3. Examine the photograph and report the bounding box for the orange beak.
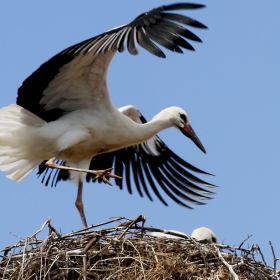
[180,124,206,154]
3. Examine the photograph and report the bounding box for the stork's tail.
[0,104,45,181]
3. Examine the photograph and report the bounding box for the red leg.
[75,179,88,229]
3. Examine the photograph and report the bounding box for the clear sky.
[1,1,280,267]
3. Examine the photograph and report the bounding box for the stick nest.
[0,216,279,280]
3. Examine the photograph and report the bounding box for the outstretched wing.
[37,105,217,209]
[17,3,207,122]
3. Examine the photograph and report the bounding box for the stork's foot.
[45,157,122,185]
[92,167,122,186]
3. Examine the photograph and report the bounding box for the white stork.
[0,3,217,228]
[191,227,217,243]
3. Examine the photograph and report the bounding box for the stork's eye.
[180,113,187,124]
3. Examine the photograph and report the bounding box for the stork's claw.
[92,167,122,186]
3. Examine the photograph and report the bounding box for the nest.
[0,216,279,280]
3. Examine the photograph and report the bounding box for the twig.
[217,247,239,280]
[145,244,158,263]
[217,244,254,253]
[126,239,146,280]
[20,218,52,279]
[83,255,87,280]
[79,216,144,278]
[256,244,267,266]
[238,234,252,250]
[48,222,62,238]
[81,231,106,255]
[91,215,145,259]
[117,215,146,229]
[64,216,125,237]
[269,240,279,277]
[189,235,210,270]
[90,256,149,267]
[44,255,59,277]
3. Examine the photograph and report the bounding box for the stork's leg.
[75,179,88,229]
[45,152,122,185]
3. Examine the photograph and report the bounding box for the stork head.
[191,227,217,243]
[160,106,206,154]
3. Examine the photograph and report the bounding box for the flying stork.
[0,3,217,228]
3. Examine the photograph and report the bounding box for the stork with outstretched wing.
[0,3,217,228]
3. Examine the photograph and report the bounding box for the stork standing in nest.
[0,3,217,228]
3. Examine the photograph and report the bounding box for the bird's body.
[0,3,217,228]
[0,104,201,184]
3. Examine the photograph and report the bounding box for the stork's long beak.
[180,124,206,154]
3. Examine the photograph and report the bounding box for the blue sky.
[1,1,280,267]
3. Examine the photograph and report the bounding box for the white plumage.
[191,227,217,243]
[0,105,44,181]
[0,3,217,228]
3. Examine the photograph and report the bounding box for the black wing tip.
[189,4,206,9]
[194,22,208,29]
[162,3,206,11]
[124,2,207,58]
[203,171,215,176]
[188,4,206,9]
[195,4,206,9]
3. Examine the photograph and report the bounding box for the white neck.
[117,111,174,147]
